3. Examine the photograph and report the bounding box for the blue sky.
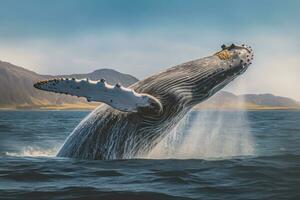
[0,0,299,99]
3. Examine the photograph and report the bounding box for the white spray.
[148,93,255,160]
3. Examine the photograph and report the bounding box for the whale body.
[34,44,254,160]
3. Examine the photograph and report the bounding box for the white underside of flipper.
[34,78,161,112]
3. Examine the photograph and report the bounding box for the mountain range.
[0,60,137,109]
[0,60,299,110]
[196,91,300,110]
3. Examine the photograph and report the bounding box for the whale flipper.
[34,78,162,113]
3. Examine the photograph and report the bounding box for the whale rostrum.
[34,43,254,160]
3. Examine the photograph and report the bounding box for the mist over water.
[1,104,255,160]
[148,108,255,160]
[7,109,255,160]
[148,81,255,160]
[4,109,255,160]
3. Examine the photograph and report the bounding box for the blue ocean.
[0,110,299,200]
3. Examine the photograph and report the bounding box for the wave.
[1,188,192,200]
[5,146,58,157]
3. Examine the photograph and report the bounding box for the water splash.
[148,109,255,160]
[5,146,58,157]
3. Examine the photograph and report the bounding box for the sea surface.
[0,110,299,200]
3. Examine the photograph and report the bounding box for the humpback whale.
[34,44,254,160]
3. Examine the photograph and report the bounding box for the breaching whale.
[34,44,254,160]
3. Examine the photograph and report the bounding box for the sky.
[0,0,299,100]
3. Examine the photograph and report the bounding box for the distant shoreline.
[1,104,299,111]
[193,106,300,111]
[0,103,98,111]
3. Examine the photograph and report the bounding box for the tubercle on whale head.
[186,43,254,106]
[214,43,254,69]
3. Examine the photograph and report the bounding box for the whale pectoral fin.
[34,78,162,113]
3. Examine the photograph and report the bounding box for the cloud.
[0,31,214,76]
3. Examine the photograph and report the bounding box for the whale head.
[185,43,254,106]
[133,43,254,115]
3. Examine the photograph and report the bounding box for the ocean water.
[0,110,299,200]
